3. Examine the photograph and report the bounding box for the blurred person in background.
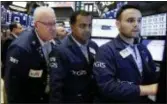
[1,22,23,79]
[56,26,68,41]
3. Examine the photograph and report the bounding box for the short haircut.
[56,21,65,26]
[70,10,92,25]
[9,22,18,32]
[33,6,55,22]
[116,4,141,20]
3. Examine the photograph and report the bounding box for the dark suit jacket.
[4,28,57,103]
[93,35,157,103]
[49,35,98,103]
[1,34,16,79]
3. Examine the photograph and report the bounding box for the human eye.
[138,18,141,23]
[127,18,135,23]
[80,24,86,28]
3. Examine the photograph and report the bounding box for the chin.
[131,33,138,38]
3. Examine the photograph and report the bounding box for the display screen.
[142,40,165,61]
[12,2,27,8]
[92,19,119,38]
[141,13,166,36]
[91,38,111,47]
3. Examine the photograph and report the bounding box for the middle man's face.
[71,15,92,44]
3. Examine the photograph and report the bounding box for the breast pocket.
[115,56,135,81]
[116,56,130,69]
[27,68,46,94]
[28,69,43,78]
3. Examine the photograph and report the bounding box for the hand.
[139,83,158,96]
[149,84,158,95]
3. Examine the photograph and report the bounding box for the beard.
[83,31,91,40]
[119,25,140,38]
[79,32,91,45]
[120,31,140,39]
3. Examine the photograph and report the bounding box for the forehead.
[121,8,142,20]
[38,12,56,22]
[76,15,92,24]
[16,23,22,27]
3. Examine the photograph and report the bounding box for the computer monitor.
[142,40,165,61]
[91,38,111,47]
[92,19,119,38]
[141,13,166,36]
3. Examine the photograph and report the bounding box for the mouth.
[132,30,139,32]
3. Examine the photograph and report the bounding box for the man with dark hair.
[56,26,67,40]
[93,5,158,103]
[56,21,65,27]
[49,10,98,103]
[1,22,23,79]
[9,22,23,34]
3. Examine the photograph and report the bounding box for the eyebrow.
[127,17,141,20]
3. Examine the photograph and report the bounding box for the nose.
[134,20,140,27]
[85,26,91,32]
[48,25,56,31]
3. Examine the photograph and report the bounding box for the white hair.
[33,6,56,22]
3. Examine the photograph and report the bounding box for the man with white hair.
[4,6,57,103]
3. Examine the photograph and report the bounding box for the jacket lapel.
[68,35,89,64]
[137,44,152,74]
[87,45,96,65]
[30,29,47,67]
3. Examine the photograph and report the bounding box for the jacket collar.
[11,33,18,38]
[114,35,127,50]
[30,29,41,49]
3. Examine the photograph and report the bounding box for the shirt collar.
[119,34,134,47]
[11,33,18,38]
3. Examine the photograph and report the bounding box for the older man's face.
[35,12,56,41]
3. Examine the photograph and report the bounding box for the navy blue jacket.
[4,28,58,103]
[1,34,16,79]
[49,35,98,103]
[93,36,157,102]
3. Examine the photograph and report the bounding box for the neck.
[11,32,18,38]
[120,34,134,45]
[11,32,16,35]
[71,34,87,45]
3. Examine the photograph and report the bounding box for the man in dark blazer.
[49,10,98,103]
[4,6,57,103]
[1,22,23,79]
[93,5,158,103]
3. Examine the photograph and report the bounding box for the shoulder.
[3,38,13,45]
[100,40,114,52]
[138,43,149,52]
[10,28,36,52]
[89,40,98,51]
